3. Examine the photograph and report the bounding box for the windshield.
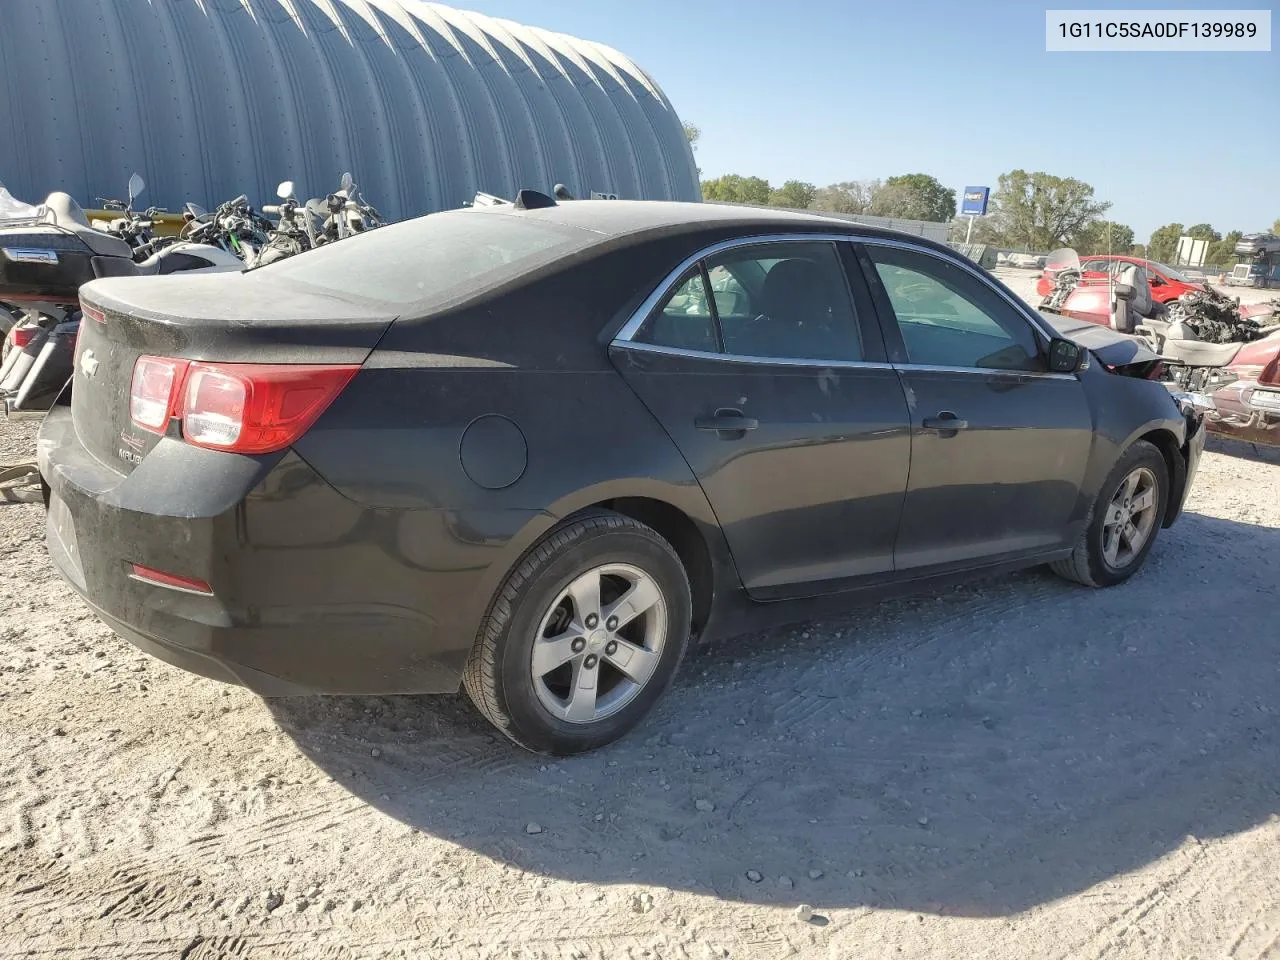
[257,209,591,306]
[1044,248,1081,273]
[1148,261,1192,283]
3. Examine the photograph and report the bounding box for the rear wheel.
[463,511,692,755]
[1051,440,1168,587]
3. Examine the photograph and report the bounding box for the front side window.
[866,245,1045,372]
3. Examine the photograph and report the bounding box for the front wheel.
[1051,440,1169,587]
[463,511,692,755]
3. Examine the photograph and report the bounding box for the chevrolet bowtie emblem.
[79,349,99,379]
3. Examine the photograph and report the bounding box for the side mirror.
[1148,275,1164,286]
[1047,337,1084,373]
[277,180,295,199]
[1113,282,1136,301]
[127,173,145,203]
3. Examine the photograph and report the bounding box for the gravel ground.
[2,311,1279,958]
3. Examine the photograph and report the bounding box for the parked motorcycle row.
[1038,248,1280,447]
[0,172,382,416]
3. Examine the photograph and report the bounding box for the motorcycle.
[0,174,243,415]
[315,172,381,245]
[180,194,274,265]
[253,180,319,268]
[250,173,382,269]
[1038,248,1167,333]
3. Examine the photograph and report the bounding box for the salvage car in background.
[1038,248,1280,447]
[38,199,1204,754]
[1036,255,1205,305]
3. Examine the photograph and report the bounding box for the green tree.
[1185,223,1221,242]
[1273,217,1280,234]
[1131,243,1147,258]
[985,169,1110,250]
[768,179,817,209]
[868,173,956,222]
[683,123,701,175]
[810,180,875,215]
[700,174,771,205]
[1146,223,1184,263]
[1075,220,1135,255]
[1207,230,1243,268]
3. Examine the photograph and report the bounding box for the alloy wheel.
[1102,466,1159,570]
[530,563,668,724]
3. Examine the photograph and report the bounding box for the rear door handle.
[695,408,759,436]
[922,411,969,433]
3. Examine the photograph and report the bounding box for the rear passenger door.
[611,238,913,599]
[857,241,1094,573]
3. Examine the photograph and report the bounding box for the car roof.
[473,198,943,249]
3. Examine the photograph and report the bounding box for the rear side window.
[256,210,587,306]
[635,241,862,363]
[636,270,719,353]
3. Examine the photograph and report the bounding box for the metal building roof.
[0,0,700,220]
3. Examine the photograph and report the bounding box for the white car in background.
[1008,252,1047,269]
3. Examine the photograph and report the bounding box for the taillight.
[11,326,36,348]
[1261,356,1280,387]
[129,356,189,433]
[128,357,356,453]
[181,362,357,454]
[82,304,106,325]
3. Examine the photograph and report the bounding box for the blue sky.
[465,0,1277,241]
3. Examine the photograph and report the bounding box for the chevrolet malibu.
[38,199,1205,754]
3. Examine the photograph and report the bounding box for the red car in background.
[1036,255,1205,304]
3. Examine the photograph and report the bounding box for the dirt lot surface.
[3,334,1280,957]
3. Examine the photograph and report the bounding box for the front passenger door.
[859,242,1094,573]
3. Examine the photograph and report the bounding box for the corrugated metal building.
[0,0,699,219]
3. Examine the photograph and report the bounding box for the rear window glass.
[256,210,589,306]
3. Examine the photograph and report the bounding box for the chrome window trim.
[613,339,895,370]
[610,230,1078,380]
[902,363,1079,381]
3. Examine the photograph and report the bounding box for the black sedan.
[38,198,1205,754]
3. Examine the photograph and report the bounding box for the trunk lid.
[74,271,394,475]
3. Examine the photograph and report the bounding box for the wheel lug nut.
[605,641,618,656]
[571,637,585,653]
[606,616,619,631]
[585,614,599,629]
[584,654,598,669]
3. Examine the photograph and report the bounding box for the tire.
[463,510,692,755]
[1051,440,1169,587]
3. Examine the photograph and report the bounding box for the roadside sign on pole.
[960,186,990,217]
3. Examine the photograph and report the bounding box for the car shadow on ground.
[267,511,1280,917]
[1206,434,1280,464]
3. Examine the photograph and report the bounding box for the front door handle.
[695,408,759,437]
[922,411,969,434]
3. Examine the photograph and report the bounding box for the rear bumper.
[1201,381,1280,447]
[37,405,494,695]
